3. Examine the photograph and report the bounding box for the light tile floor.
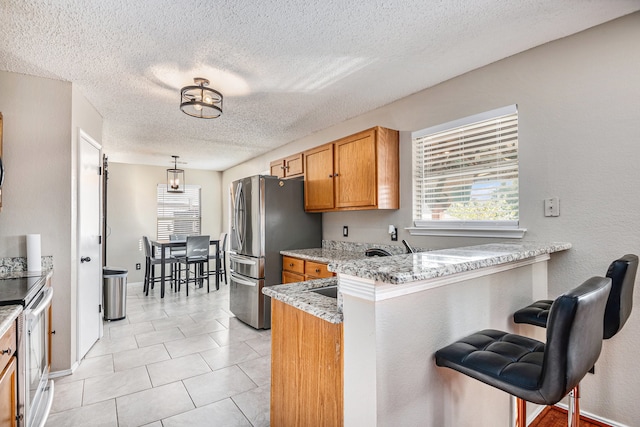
[46,280,271,427]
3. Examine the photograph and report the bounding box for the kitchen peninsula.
[265,242,571,427]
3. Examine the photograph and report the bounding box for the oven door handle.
[26,287,53,321]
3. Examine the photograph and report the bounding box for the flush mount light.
[180,77,223,119]
[167,155,185,193]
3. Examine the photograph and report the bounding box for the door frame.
[76,128,103,361]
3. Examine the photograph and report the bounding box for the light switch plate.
[544,197,560,217]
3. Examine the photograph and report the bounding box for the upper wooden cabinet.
[270,153,304,179]
[304,126,399,212]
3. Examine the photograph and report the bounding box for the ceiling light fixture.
[180,77,223,119]
[167,155,185,193]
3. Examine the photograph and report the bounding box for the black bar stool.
[435,276,611,427]
[513,254,638,425]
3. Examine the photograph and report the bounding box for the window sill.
[406,226,527,239]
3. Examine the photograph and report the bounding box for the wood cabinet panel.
[282,256,305,275]
[304,143,335,211]
[0,322,15,373]
[334,131,377,208]
[270,153,304,179]
[282,270,305,284]
[304,126,398,212]
[271,299,343,427]
[305,261,333,279]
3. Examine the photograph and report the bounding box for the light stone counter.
[263,278,342,324]
[280,248,367,264]
[0,305,22,337]
[330,241,572,285]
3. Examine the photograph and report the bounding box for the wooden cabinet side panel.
[271,299,343,427]
[375,127,400,209]
[334,131,377,208]
[304,144,335,211]
[0,356,17,427]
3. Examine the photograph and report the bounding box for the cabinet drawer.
[0,322,16,371]
[305,261,333,279]
[283,256,305,274]
[282,271,305,284]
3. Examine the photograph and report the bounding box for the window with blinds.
[412,105,520,233]
[157,184,201,240]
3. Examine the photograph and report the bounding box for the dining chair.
[177,235,210,295]
[142,236,177,296]
[208,232,227,288]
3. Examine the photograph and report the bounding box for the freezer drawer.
[229,272,271,329]
[229,253,265,279]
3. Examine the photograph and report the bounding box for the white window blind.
[157,184,201,240]
[412,105,519,230]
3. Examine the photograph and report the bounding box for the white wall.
[222,13,640,425]
[0,71,76,371]
[105,162,222,283]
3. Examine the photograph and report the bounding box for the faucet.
[402,239,416,254]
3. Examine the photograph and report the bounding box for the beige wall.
[105,162,222,283]
[222,13,640,425]
[0,71,87,372]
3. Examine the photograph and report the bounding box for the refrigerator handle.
[233,181,244,249]
[231,274,257,287]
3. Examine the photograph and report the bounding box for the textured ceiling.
[1,1,638,170]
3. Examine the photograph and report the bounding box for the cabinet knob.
[334,173,339,177]
[1,347,11,355]
[289,263,294,267]
[328,175,333,178]
[315,268,320,273]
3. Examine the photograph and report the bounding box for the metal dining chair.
[142,236,177,296]
[208,232,227,288]
[176,235,210,295]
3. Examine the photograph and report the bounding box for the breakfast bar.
[265,241,571,427]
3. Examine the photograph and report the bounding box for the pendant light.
[167,155,185,193]
[180,77,223,119]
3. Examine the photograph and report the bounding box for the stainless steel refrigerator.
[229,175,322,329]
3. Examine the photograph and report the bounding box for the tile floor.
[45,279,271,427]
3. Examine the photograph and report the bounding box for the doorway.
[77,129,103,360]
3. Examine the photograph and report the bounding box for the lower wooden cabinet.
[271,299,343,426]
[0,322,17,427]
[282,255,335,283]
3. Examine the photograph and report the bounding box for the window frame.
[409,105,526,238]
[156,184,202,240]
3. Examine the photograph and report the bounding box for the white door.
[77,130,102,360]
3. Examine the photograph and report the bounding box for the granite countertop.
[263,278,342,324]
[0,305,22,338]
[329,242,572,284]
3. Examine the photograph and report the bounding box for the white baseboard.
[554,403,630,427]
[49,360,80,379]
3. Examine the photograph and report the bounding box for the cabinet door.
[282,270,305,284]
[284,153,304,177]
[304,143,335,211]
[270,160,285,178]
[304,261,334,279]
[0,357,17,427]
[334,130,376,208]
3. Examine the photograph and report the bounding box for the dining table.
[150,237,220,298]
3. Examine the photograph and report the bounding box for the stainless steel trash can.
[103,267,127,321]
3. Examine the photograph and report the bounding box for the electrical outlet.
[343,226,348,237]
[544,197,560,217]
[136,263,141,270]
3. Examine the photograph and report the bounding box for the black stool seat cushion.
[436,329,548,403]
[513,300,553,327]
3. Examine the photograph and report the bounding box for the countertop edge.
[263,278,343,324]
[0,305,22,337]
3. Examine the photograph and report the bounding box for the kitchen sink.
[310,286,338,298]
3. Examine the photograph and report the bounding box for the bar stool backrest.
[603,254,638,339]
[143,236,152,258]
[540,276,611,403]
